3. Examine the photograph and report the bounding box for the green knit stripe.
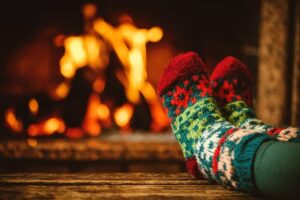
[171,97,221,158]
[221,101,256,127]
[173,97,221,130]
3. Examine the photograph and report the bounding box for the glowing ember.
[114,103,134,128]
[27,138,38,148]
[44,117,65,134]
[96,104,110,120]
[53,81,70,100]
[28,117,66,137]
[28,98,39,115]
[82,93,111,136]
[5,108,23,133]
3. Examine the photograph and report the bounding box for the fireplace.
[0,0,262,138]
[3,0,298,172]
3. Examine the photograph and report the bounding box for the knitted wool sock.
[210,56,300,142]
[158,52,271,192]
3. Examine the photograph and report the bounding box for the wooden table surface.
[0,173,264,199]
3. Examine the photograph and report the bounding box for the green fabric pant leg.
[254,141,300,198]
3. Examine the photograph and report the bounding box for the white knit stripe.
[195,121,233,182]
[240,118,270,132]
[276,127,299,141]
[217,129,261,189]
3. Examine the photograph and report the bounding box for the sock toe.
[211,56,254,106]
[157,51,207,96]
[211,56,253,83]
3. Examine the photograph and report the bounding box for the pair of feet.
[157,52,300,192]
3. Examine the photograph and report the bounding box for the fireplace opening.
[0,0,260,138]
[0,0,262,172]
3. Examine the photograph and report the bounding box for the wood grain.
[0,173,263,200]
[0,134,183,161]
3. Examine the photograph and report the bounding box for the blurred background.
[0,0,299,172]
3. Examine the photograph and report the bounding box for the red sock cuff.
[157,52,207,96]
[210,56,253,83]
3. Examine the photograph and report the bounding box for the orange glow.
[28,124,39,137]
[50,5,169,135]
[60,56,76,78]
[93,15,169,131]
[114,104,134,128]
[54,82,70,100]
[65,128,84,139]
[5,108,23,133]
[59,34,109,79]
[93,78,105,93]
[82,3,97,19]
[54,34,66,47]
[96,104,110,120]
[28,117,66,137]
[44,117,65,134]
[65,37,87,67]
[148,27,163,42]
[27,138,38,148]
[82,93,112,136]
[93,18,164,103]
[28,98,39,115]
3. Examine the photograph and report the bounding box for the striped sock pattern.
[211,56,300,142]
[158,52,271,192]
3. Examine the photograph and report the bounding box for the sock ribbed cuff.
[195,125,272,192]
[223,131,272,192]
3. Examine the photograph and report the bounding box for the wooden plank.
[0,173,209,185]
[0,173,262,200]
[0,134,183,161]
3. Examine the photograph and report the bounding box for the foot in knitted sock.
[158,52,271,192]
[210,56,300,142]
[157,52,207,178]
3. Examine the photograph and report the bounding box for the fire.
[28,117,66,137]
[96,104,110,120]
[93,18,163,103]
[5,108,23,133]
[93,15,169,130]
[59,36,109,80]
[53,81,70,100]
[28,98,39,115]
[82,93,111,136]
[93,78,105,93]
[114,103,134,128]
[44,117,65,134]
[4,3,170,137]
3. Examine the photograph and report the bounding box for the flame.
[28,98,39,115]
[53,81,70,100]
[96,104,110,120]
[94,17,169,130]
[148,27,163,42]
[28,117,65,137]
[82,3,97,20]
[82,93,111,136]
[47,4,169,136]
[44,117,65,134]
[60,56,76,79]
[5,108,23,133]
[59,35,109,80]
[114,103,134,128]
[93,78,105,93]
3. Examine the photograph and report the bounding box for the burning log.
[2,3,170,138]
